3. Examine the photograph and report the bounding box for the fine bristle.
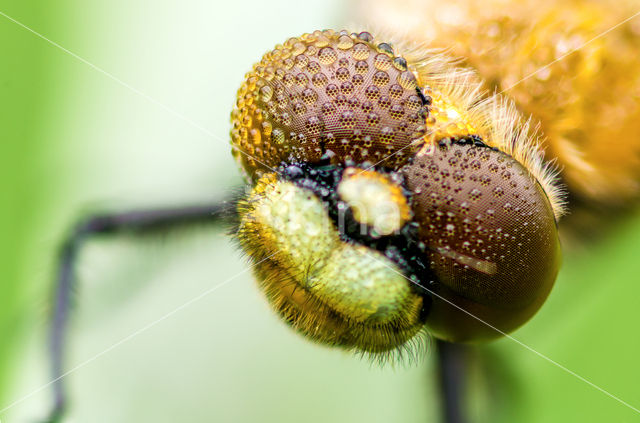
[401,42,567,220]
[358,26,568,219]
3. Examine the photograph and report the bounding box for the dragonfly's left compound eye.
[230,30,563,355]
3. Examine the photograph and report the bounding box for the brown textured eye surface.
[402,141,561,342]
[230,30,429,180]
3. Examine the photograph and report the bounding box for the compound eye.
[230,30,428,179]
[402,140,561,342]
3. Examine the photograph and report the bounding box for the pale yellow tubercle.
[337,168,411,236]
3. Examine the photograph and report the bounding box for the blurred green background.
[1,1,639,422]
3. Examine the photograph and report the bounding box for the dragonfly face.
[230,30,563,353]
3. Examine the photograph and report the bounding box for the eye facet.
[231,30,564,355]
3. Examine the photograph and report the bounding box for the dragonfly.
[5,0,640,422]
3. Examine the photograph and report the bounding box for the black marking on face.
[278,161,438,307]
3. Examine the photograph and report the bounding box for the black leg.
[43,202,233,423]
[436,339,468,423]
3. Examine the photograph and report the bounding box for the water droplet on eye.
[362,101,373,112]
[294,54,309,68]
[374,53,392,70]
[389,104,404,119]
[341,81,354,95]
[275,94,287,107]
[293,101,306,115]
[282,73,295,86]
[301,88,318,104]
[336,67,350,81]
[373,70,390,86]
[334,95,347,106]
[305,45,318,56]
[340,110,356,128]
[451,169,464,182]
[322,102,336,115]
[355,60,369,74]
[377,42,394,55]
[398,71,417,89]
[326,84,339,97]
[365,85,380,99]
[337,34,354,49]
[479,174,491,186]
[291,42,305,55]
[306,116,321,135]
[296,73,309,86]
[259,85,273,102]
[380,126,395,142]
[261,121,272,136]
[318,47,338,65]
[313,34,330,48]
[312,72,328,86]
[352,43,370,61]
[249,128,261,145]
[358,31,373,42]
[366,112,380,126]
[389,84,403,99]
[378,96,391,109]
[271,128,285,144]
[406,95,421,111]
[307,61,321,74]
[393,57,408,71]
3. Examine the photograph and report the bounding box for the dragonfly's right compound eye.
[230,30,564,356]
[403,140,561,343]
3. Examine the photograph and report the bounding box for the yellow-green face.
[236,174,425,353]
[231,30,562,356]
